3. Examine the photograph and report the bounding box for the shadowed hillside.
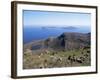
[24,32,90,51]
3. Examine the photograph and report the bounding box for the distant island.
[61,26,77,29]
[23,32,91,69]
[41,26,77,29]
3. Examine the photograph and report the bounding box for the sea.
[23,26,90,44]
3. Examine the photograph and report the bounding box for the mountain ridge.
[24,32,90,52]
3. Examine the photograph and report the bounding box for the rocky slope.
[24,32,90,52]
[23,32,91,69]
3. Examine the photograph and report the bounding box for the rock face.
[24,32,90,51]
[57,32,90,50]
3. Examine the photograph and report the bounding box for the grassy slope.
[23,48,90,69]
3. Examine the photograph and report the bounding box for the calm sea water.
[23,26,90,44]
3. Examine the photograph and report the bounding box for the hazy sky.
[23,10,91,27]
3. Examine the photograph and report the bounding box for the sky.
[23,10,91,27]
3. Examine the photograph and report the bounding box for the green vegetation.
[23,47,90,69]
